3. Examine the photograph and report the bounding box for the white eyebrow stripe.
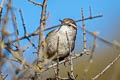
[68,23,77,30]
[69,23,76,26]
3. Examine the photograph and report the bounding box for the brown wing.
[45,29,58,59]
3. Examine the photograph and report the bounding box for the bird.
[43,18,77,64]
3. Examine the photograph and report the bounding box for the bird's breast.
[45,25,77,60]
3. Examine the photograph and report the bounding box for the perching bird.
[43,18,77,64]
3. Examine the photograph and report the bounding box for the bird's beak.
[59,19,63,23]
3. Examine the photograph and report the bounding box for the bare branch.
[37,0,47,63]
[5,46,30,68]
[26,38,37,49]
[81,8,87,54]
[19,9,37,49]
[75,14,103,22]
[19,9,27,35]
[43,53,83,72]
[89,6,92,18]
[11,8,23,56]
[79,26,120,49]
[1,0,11,41]
[28,0,42,6]
[0,72,8,80]
[92,53,120,80]
[0,0,4,11]
[0,0,5,24]
[66,32,76,79]
[56,36,60,80]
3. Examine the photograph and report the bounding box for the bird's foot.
[33,62,44,72]
[82,49,90,55]
[63,57,69,66]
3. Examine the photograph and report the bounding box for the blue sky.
[1,0,120,80]
[10,0,120,38]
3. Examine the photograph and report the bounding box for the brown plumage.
[44,18,77,64]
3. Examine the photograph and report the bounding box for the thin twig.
[26,38,37,49]
[1,0,11,41]
[89,34,97,59]
[0,73,8,80]
[19,9,27,35]
[37,14,103,31]
[92,53,120,80]
[2,74,8,80]
[11,8,23,56]
[66,32,75,79]
[19,9,38,49]
[52,62,58,78]
[0,0,5,24]
[5,46,30,68]
[89,6,92,18]
[75,14,103,23]
[28,0,42,6]
[79,26,120,49]
[81,8,88,54]
[56,36,60,80]
[0,0,4,12]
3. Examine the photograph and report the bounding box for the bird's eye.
[68,24,71,26]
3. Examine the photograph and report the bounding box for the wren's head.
[60,18,77,29]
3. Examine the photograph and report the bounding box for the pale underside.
[45,25,77,62]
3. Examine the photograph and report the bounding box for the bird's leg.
[63,57,69,67]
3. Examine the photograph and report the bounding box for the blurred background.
[0,0,120,80]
